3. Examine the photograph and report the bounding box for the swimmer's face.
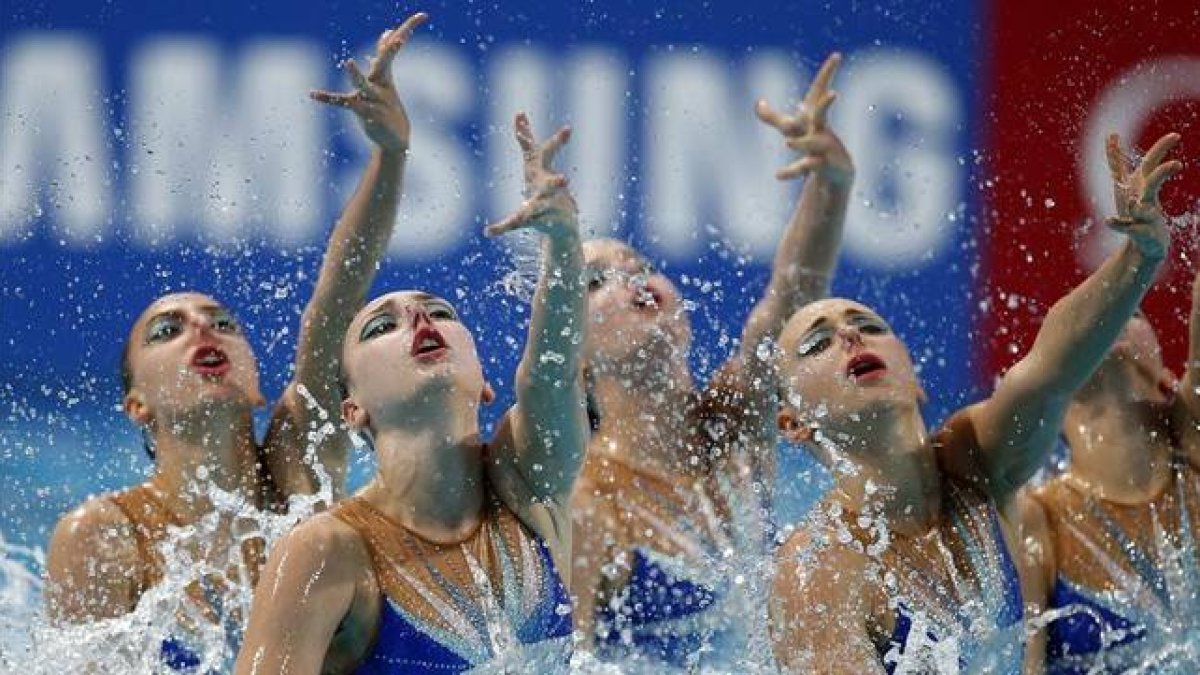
[778,298,922,429]
[340,291,488,429]
[582,239,690,366]
[124,293,264,423]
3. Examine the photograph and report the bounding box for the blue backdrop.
[1,1,987,550]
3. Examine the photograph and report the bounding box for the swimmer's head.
[775,298,925,459]
[581,239,690,368]
[339,290,493,435]
[121,293,265,447]
[1070,309,1175,409]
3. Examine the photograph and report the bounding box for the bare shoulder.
[48,491,139,566]
[273,509,371,574]
[45,491,142,621]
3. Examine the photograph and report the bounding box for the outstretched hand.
[1105,131,1183,261]
[485,113,579,239]
[310,12,429,152]
[756,52,853,187]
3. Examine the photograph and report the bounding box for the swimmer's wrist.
[377,143,411,161]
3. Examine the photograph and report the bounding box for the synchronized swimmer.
[44,13,426,669]
[35,11,1197,675]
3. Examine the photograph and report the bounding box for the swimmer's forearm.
[771,176,850,308]
[747,177,850,347]
[524,230,586,379]
[512,228,588,496]
[296,149,405,392]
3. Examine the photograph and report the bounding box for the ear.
[341,397,370,430]
[123,391,152,426]
[481,382,496,406]
[777,408,813,444]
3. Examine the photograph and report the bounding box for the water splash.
[0,533,43,672]
[6,390,342,673]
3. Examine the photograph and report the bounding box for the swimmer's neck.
[1063,394,1174,504]
[148,406,261,518]
[827,403,942,535]
[363,410,487,543]
[589,356,694,473]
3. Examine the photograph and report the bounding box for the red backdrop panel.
[982,1,1200,381]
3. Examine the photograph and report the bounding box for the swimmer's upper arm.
[235,516,362,675]
[963,353,1069,503]
[45,497,141,623]
[487,410,578,580]
[770,527,886,674]
[260,384,350,502]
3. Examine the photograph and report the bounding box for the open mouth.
[411,326,449,360]
[191,345,231,377]
[846,353,887,381]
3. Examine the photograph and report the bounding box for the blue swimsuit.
[1038,461,1200,673]
[873,481,1025,674]
[579,456,756,670]
[594,547,726,668]
[334,496,573,674]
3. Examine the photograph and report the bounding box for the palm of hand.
[1106,132,1182,261]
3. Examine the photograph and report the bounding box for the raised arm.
[262,14,427,499]
[745,53,853,360]
[956,132,1182,501]
[486,114,587,560]
[699,54,853,482]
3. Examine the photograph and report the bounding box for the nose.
[186,311,218,337]
[836,324,864,348]
[408,305,433,328]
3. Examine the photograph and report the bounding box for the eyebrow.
[145,303,225,323]
[801,308,879,334]
[802,316,830,334]
[360,293,449,321]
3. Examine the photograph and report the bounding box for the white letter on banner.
[644,50,799,261]
[486,46,626,239]
[0,34,111,246]
[129,38,322,246]
[837,49,961,270]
